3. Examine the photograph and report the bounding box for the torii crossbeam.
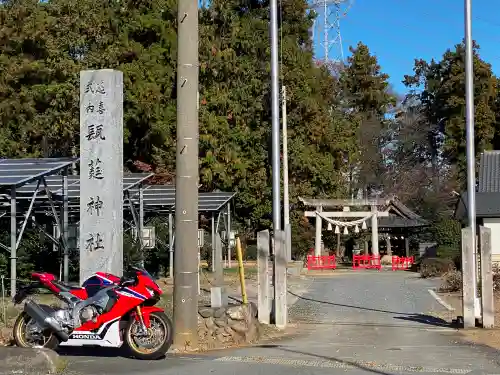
[299,197,391,256]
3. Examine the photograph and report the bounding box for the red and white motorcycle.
[12,267,172,360]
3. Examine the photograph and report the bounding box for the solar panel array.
[0,158,235,213]
[16,173,153,200]
[0,158,75,188]
[128,185,235,212]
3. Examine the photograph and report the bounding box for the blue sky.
[316,0,500,95]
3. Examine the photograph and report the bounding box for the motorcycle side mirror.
[119,276,135,286]
[121,279,135,287]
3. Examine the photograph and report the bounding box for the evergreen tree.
[0,0,178,170]
[404,41,498,184]
[339,42,396,197]
[200,0,356,233]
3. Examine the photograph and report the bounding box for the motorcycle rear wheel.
[13,312,59,349]
[123,311,173,360]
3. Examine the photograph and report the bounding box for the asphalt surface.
[61,271,500,375]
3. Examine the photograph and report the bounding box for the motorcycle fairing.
[59,318,122,347]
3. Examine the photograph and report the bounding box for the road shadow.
[288,291,455,329]
[294,320,452,330]
[257,345,392,375]
[288,290,407,315]
[56,346,123,358]
[55,346,166,360]
[393,314,456,328]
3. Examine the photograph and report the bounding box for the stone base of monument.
[197,303,260,350]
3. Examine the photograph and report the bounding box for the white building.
[455,150,500,264]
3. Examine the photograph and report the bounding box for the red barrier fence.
[307,255,337,270]
[352,255,381,270]
[391,256,414,271]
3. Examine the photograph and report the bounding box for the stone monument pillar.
[79,69,124,282]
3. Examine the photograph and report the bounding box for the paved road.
[62,271,500,375]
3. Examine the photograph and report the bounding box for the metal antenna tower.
[310,0,354,66]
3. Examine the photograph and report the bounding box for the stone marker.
[257,230,270,324]
[211,233,227,307]
[480,226,494,328]
[273,229,287,329]
[461,227,475,328]
[79,69,124,283]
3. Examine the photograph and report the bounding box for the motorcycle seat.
[53,280,84,292]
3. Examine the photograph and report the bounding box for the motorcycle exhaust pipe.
[24,300,70,342]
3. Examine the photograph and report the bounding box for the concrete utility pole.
[270,0,281,231]
[282,86,291,261]
[282,86,289,228]
[173,0,199,349]
[464,0,479,317]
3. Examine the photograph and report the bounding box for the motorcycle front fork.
[135,306,148,334]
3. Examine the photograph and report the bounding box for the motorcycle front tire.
[123,311,173,360]
[13,312,60,350]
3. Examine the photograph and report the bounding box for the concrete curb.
[287,277,314,306]
[0,347,66,374]
[428,289,455,311]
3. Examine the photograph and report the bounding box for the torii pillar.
[314,206,322,256]
[371,204,379,256]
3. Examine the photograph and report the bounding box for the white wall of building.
[482,218,500,262]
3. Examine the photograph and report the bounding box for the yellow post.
[235,237,248,304]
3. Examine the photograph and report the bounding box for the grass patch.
[223,266,257,276]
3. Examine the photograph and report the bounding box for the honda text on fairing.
[12,267,172,360]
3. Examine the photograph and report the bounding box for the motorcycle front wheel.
[13,312,59,349]
[123,311,173,360]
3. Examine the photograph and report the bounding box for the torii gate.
[299,197,391,256]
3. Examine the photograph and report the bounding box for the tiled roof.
[455,191,500,220]
[479,151,500,192]
[454,150,500,219]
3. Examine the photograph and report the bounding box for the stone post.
[211,233,227,307]
[480,226,494,328]
[462,227,475,328]
[273,230,287,329]
[257,230,270,324]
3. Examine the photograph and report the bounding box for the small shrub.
[439,270,462,292]
[493,265,500,292]
[244,244,257,261]
[380,255,392,265]
[200,243,213,270]
[420,257,455,278]
[438,264,500,294]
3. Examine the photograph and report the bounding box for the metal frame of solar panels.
[28,173,155,215]
[0,158,154,294]
[0,157,237,296]
[126,185,236,281]
[0,158,76,296]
